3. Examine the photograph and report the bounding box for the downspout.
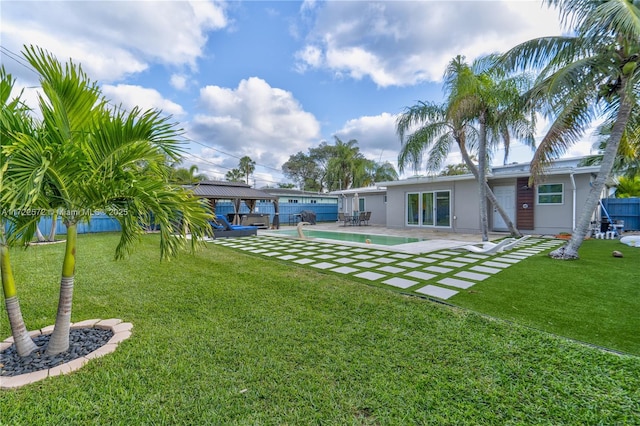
[569,171,577,232]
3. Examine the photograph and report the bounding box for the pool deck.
[261,222,513,254]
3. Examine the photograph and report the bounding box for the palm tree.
[4,46,212,355]
[170,164,208,184]
[501,0,640,259]
[239,156,256,185]
[614,175,640,197]
[580,111,640,178]
[397,56,535,239]
[0,66,39,356]
[326,137,364,191]
[225,168,244,182]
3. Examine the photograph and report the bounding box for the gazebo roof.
[187,181,276,201]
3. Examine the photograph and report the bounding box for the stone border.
[0,318,132,389]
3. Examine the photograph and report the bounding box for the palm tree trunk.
[550,90,632,259]
[35,225,46,242]
[47,213,58,241]
[478,114,489,241]
[46,222,77,355]
[458,140,521,236]
[1,244,38,356]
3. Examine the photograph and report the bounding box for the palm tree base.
[549,245,579,260]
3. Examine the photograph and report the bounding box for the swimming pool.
[268,229,423,246]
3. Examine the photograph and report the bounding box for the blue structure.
[602,198,640,231]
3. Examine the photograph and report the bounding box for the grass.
[1,233,639,424]
[451,238,640,355]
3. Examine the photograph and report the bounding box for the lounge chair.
[210,215,257,238]
[460,238,516,254]
[498,235,531,251]
[460,235,531,254]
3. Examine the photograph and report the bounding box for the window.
[288,199,299,203]
[310,199,317,204]
[407,191,451,227]
[384,195,387,203]
[407,193,419,225]
[537,184,563,204]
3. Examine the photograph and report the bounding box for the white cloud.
[334,113,401,165]
[0,1,228,82]
[170,74,189,91]
[295,1,563,87]
[189,77,321,172]
[102,85,186,117]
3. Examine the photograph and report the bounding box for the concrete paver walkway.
[210,232,564,301]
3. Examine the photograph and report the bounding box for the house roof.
[379,158,601,188]
[330,186,387,196]
[261,188,338,198]
[187,181,276,200]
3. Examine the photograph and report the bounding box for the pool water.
[270,229,423,246]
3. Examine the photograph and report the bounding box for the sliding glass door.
[407,191,450,227]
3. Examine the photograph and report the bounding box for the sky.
[0,0,597,188]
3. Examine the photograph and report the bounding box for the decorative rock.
[1,318,132,389]
[612,250,624,258]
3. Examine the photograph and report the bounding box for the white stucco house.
[377,157,605,235]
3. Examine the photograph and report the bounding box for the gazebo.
[186,181,280,228]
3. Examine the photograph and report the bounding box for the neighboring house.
[331,186,388,226]
[379,158,605,235]
[261,188,339,224]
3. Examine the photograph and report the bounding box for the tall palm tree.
[501,0,640,259]
[0,66,39,356]
[397,56,535,238]
[4,46,212,355]
[326,137,364,191]
[239,156,256,185]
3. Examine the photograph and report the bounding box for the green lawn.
[451,238,640,355]
[1,233,639,424]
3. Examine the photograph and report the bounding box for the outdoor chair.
[338,212,352,226]
[460,238,516,254]
[460,235,531,254]
[358,211,371,226]
[211,215,257,238]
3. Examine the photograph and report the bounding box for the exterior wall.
[385,179,481,233]
[452,181,481,232]
[338,192,387,225]
[530,174,587,234]
[385,171,595,235]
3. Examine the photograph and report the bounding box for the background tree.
[352,159,399,187]
[225,168,244,182]
[326,137,365,191]
[277,182,296,189]
[170,164,208,184]
[239,156,256,185]
[440,161,472,176]
[501,0,640,259]
[282,151,322,191]
[580,112,640,179]
[309,141,336,191]
[614,175,640,198]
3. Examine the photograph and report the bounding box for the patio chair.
[338,212,352,226]
[460,238,516,254]
[358,211,371,226]
[498,235,531,251]
[211,215,257,238]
